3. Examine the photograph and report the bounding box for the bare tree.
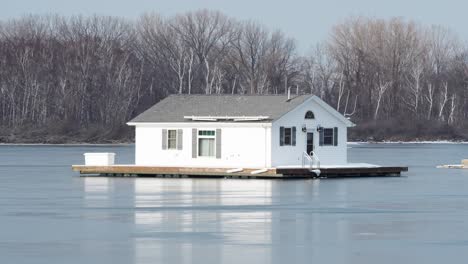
[425,83,435,120]
[374,80,391,120]
[0,13,466,143]
[172,10,236,94]
[438,82,449,121]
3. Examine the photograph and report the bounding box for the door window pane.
[307,133,314,154]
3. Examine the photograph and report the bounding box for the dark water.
[1,144,468,264]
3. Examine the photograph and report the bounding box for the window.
[198,130,216,157]
[284,128,292,145]
[305,111,315,119]
[167,130,177,149]
[320,127,338,146]
[280,126,296,146]
[323,128,334,145]
[198,130,215,136]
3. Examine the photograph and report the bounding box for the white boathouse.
[127,94,355,169]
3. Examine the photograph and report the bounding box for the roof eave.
[127,121,273,126]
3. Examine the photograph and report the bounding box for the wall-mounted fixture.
[316,125,323,132]
[302,125,307,132]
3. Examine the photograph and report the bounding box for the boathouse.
[126,94,355,169]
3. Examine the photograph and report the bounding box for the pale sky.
[2,0,467,53]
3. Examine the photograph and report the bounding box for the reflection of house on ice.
[80,177,407,263]
[127,179,355,263]
[81,175,416,263]
[132,179,274,263]
[83,177,111,207]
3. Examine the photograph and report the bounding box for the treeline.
[0,11,467,143]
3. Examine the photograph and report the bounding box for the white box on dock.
[84,153,115,166]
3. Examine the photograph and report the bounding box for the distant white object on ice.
[437,160,468,169]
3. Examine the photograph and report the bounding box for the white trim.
[197,129,216,158]
[166,129,178,150]
[322,128,335,146]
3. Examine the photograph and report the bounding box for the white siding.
[132,97,350,168]
[135,123,272,168]
[271,98,348,166]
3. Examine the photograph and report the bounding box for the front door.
[306,132,314,156]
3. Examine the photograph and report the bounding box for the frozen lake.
[1,143,468,263]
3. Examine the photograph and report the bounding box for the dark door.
[306,132,314,155]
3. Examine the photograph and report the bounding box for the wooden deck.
[276,167,408,178]
[72,165,408,179]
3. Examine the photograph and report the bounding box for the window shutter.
[192,129,197,158]
[319,129,324,146]
[177,129,183,150]
[279,127,284,146]
[292,127,296,146]
[216,129,222,159]
[162,129,168,150]
[334,127,338,146]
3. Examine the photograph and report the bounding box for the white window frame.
[323,128,334,146]
[167,129,178,150]
[197,130,216,158]
[283,127,292,146]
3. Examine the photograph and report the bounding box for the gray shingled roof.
[129,94,313,123]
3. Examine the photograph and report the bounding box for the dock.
[72,164,408,179]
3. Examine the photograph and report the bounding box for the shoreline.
[348,140,468,144]
[0,143,134,146]
[0,141,467,146]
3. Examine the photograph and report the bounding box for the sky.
[1,0,467,53]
